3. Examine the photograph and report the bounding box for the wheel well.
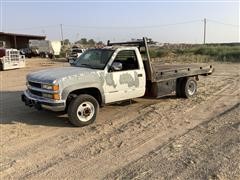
[177,76,198,83]
[66,88,102,110]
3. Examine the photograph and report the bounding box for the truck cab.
[22,46,146,126]
[22,37,213,127]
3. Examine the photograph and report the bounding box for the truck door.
[104,49,146,103]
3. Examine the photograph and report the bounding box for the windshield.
[74,49,114,69]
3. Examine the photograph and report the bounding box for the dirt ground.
[0,58,239,179]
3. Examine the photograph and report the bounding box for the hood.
[27,66,100,84]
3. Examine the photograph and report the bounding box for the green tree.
[63,39,70,45]
[80,38,88,45]
[96,41,104,45]
[88,39,95,45]
[75,38,88,45]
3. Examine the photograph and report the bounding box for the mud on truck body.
[22,37,214,127]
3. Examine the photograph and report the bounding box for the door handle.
[138,74,143,77]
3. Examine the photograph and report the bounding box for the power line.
[207,19,239,27]
[5,19,238,32]
[4,0,240,3]
[4,19,238,43]
[7,25,59,31]
[64,20,201,29]
[5,20,200,32]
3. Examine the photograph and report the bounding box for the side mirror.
[69,59,75,64]
[111,62,122,71]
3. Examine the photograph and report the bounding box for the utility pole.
[42,29,46,36]
[203,18,206,44]
[60,24,64,45]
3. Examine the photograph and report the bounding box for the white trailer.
[29,40,61,58]
[50,41,61,56]
[0,48,25,70]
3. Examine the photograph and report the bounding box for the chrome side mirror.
[111,62,122,71]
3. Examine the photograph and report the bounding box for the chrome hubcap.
[188,81,196,96]
[77,101,95,122]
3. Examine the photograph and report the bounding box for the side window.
[113,50,139,71]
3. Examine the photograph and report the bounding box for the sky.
[0,0,239,43]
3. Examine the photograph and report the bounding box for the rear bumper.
[21,91,65,112]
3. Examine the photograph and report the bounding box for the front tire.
[67,94,99,127]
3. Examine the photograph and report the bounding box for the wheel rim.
[76,101,95,122]
[187,80,196,96]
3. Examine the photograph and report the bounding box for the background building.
[0,32,46,49]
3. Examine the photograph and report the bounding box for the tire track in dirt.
[1,100,158,178]
[104,103,240,180]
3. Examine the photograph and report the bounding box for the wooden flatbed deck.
[151,63,214,82]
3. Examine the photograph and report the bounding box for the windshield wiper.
[77,63,101,69]
[79,63,93,68]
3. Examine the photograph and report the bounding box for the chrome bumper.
[21,90,65,112]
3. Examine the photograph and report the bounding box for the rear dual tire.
[176,77,197,98]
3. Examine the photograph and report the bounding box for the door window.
[112,50,139,71]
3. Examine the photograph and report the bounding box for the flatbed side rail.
[153,65,214,82]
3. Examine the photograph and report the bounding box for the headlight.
[42,84,52,90]
[42,84,59,91]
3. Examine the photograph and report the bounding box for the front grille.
[28,81,41,88]
[29,89,42,97]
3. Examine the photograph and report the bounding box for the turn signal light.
[52,85,59,91]
[53,94,60,100]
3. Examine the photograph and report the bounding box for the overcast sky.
[1,0,239,43]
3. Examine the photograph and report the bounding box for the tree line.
[63,38,104,46]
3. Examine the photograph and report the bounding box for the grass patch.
[149,44,240,63]
[192,46,240,62]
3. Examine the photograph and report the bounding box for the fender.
[61,82,106,104]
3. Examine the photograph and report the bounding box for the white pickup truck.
[22,37,214,127]
[67,47,85,62]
